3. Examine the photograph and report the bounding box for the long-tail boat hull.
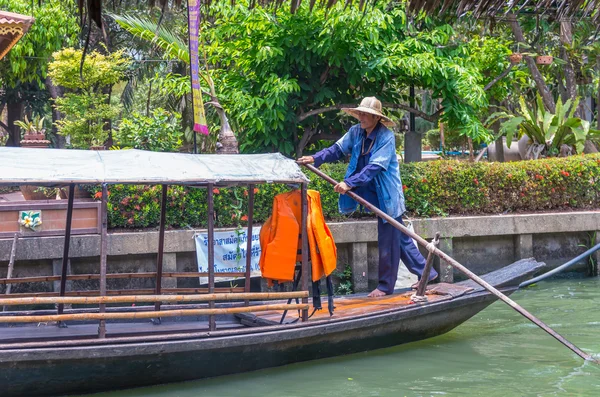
[0,258,544,397]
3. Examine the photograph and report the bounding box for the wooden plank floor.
[254,283,473,324]
[0,284,473,344]
[0,321,244,344]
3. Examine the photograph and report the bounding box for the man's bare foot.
[367,288,386,298]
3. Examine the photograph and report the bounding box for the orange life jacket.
[259,189,337,285]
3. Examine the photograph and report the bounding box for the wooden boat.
[0,258,544,397]
[0,148,551,396]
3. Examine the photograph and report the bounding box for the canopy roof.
[0,10,34,60]
[0,148,309,186]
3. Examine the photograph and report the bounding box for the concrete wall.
[1,211,598,294]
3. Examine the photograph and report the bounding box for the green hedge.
[93,154,600,229]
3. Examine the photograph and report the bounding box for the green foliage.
[333,264,354,295]
[204,3,494,153]
[14,115,46,136]
[48,48,131,90]
[48,48,131,148]
[90,154,600,229]
[486,94,600,157]
[117,109,183,152]
[425,128,468,151]
[465,36,513,102]
[111,14,190,64]
[0,0,79,88]
[53,92,120,148]
[112,2,502,155]
[401,154,600,216]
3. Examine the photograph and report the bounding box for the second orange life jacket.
[259,189,337,285]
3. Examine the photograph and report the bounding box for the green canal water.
[83,276,600,397]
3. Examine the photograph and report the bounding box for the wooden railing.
[0,292,309,324]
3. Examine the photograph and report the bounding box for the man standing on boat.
[297,97,437,297]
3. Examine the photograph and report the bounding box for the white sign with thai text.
[194,227,262,278]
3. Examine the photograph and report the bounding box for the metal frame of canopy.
[0,148,311,334]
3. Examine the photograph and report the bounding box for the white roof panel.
[0,148,309,185]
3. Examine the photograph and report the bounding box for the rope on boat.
[410,294,428,303]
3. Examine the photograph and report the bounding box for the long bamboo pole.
[0,287,248,299]
[0,304,308,323]
[0,272,248,285]
[0,291,308,306]
[304,164,598,364]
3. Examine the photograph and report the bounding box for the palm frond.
[110,13,190,64]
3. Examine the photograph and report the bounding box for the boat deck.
[0,283,472,346]
[0,320,245,345]
[239,282,473,325]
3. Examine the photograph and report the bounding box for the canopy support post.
[244,184,255,306]
[98,184,108,338]
[300,183,309,322]
[153,185,168,321]
[57,184,75,324]
[207,183,216,331]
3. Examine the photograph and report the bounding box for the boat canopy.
[0,147,310,186]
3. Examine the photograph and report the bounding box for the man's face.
[357,111,381,132]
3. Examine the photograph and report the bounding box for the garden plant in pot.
[15,115,50,148]
[15,115,55,200]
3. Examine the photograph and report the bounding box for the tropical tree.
[114,2,504,156]
[111,13,239,154]
[0,0,79,146]
[48,48,131,148]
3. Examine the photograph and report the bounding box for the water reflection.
[80,277,600,397]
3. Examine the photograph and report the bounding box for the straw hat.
[341,97,396,127]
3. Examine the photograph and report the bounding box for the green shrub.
[116,109,183,152]
[91,154,600,229]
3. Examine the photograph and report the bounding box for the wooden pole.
[304,164,598,364]
[244,184,255,306]
[0,271,248,284]
[207,183,216,330]
[0,287,250,299]
[300,183,309,322]
[99,184,108,338]
[58,184,75,318]
[0,291,308,306]
[2,233,19,312]
[154,185,168,313]
[0,304,308,323]
[415,232,439,297]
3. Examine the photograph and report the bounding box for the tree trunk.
[597,55,600,130]
[45,76,66,148]
[296,127,315,157]
[6,101,24,147]
[467,137,474,162]
[560,20,585,118]
[508,14,556,112]
[490,99,504,162]
[211,99,238,154]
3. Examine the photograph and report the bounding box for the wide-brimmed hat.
[341,97,396,127]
